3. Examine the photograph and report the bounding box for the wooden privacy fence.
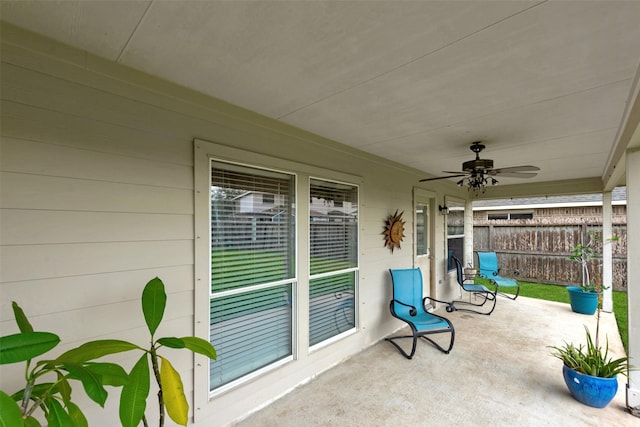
[473,223,627,291]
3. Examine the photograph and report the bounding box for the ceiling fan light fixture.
[418,141,539,196]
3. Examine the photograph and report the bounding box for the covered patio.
[2,2,640,426]
[237,296,631,426]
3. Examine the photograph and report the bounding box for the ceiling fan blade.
[419,174,467,182]
[493,172,538,178]
[490,165,540,174]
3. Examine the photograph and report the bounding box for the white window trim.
[308,176,361,350]
[193,139,362,418]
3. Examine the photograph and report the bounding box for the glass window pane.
[309,272,355,346]
[211,161,295,293]
[210,284,292,390]
[309,179,358,345]
[447,202,465,271]
[309,179,358,275]
[209,160,295,392]
[416,203,428,256]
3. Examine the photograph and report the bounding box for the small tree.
[567,230,618,349]
[568,230,617,292]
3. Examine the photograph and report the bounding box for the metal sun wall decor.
[382,209,405,253]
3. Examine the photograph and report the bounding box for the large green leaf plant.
[0,277,216,427]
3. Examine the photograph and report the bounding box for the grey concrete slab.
[234,297,635,426]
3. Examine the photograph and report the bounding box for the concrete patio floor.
[234,296,635,427]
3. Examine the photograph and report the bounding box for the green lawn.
[476,278,629,353]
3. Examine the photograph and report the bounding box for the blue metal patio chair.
[476,251,520,300]
[448,256,497,315]
[386,268,455,359]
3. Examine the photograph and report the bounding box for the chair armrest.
[423,296,452,306]
[391,299,417,316]
[498,267,520,277]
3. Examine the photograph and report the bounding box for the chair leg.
[497,284,520,300]
[385,335,418,359]
[420,329,455,354]
[386,326,454,358]
[450,291,497,315]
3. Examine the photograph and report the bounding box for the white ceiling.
[3,0,640,194]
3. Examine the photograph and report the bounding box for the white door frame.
[413,188,437,299]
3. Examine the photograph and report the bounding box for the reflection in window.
[446,201,464,271]
[309,179,358,346]
[209,161,295,391]
[416,203,428,256]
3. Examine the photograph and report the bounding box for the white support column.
[602,191,613,313]
[464,199,474,266]
[627,148,640,410]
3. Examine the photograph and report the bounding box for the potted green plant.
[551,229,630,408]
[550,259,629,408]
[566,230,616,314]
[0,277,216,427]
[550,324,628,408]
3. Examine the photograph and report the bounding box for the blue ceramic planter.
[562,365,618,408]
[566,286,598,315]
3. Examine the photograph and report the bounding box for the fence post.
[488,224,494,251]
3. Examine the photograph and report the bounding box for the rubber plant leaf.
[142,277,166,336]
[66,401,89,427]
[23,416,42,427]
[62,362,108,407]
[85,362,130,387]
[46,398,73,427]
[0,390,23,427]
[0,332,60,364]
[57,372,72,404]
[119,354,150,427]
[57,340,140,363]
[160,356,189,426]
[12,301,34,333]
[158,337,185,349]
[180,337,217,360]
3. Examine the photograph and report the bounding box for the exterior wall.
[0,26,467,426]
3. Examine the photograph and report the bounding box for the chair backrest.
[452,256,465,286]
[389,268,425,317]
[477,251,499,277]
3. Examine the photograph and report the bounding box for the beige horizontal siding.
[1,210,192,245]
[2,137,193,188]
[1,25,463,427]
[1,240,193,283]
[1,100,194,165]
[2,172,193,213]
[0,266,193,321]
